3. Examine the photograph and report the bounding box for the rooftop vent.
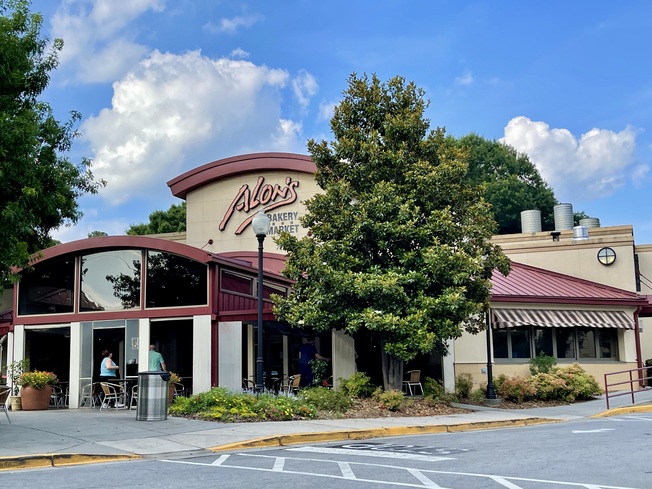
[520,209,542,233]
[554,203,574,231]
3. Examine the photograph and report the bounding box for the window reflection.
[18,257,75,315]
[82,250,141,311]
[145,251,207,308]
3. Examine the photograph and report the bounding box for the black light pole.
[485,309,496,400]
[252,209,271,394]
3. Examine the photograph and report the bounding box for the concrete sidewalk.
[1,389,651,471]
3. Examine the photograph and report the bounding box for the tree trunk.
[380,342,404,391]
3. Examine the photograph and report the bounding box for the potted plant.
[2,359,29,411]
[168,372,182,402]
[18,371,59,410]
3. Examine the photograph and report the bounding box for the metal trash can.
[136,371,170,421]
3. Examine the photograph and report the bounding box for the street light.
[485,309,497,401]
[252,209,271,394]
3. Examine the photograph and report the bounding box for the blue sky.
[29,1,652,243]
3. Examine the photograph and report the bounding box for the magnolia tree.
[274,74,510,390]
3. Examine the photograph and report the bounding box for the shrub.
[18,370,59,390]
[168,387,317,421]
[424,377,445,399]
[455,373,474,399]
[496,376,536,403]
[299,387,353,412]
[553,363,602,401]
[309,359,329,386]
[470,386,486,403]
[494,373,508,392]
[530,372,568,400]
[339,372,375,398]
[374,389,404,411]
[529,353,557,375]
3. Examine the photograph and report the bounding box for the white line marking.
[337,462,355,479]
[572,429,615,433]
[287,446,452,462]
[272,457,285,471]
[211,454,229,466]
[162,454,642,489]
[407,468,445,488]
[490,475,525,488]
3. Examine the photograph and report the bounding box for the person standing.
[99,350,119,382]
[148,344,167,371]
[298,336,329,387]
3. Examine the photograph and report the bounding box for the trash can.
[136,371,170,421]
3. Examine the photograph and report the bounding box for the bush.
[455,373,474,399]
[553,363,602,401]
[339,372,375,398]
[423,377,445,399]
[373,389,404,411]
[299,387,353,412]
[529,353,557,375]
[496,376,536,403]
[494,373,508,392]
[530,372,568,400]
[168,387,317,421]
[470,386,486,403]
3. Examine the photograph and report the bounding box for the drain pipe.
[635,307,644,388]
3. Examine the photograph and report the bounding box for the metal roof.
[490,261,645,305]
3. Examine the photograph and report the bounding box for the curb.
[211,417,564,452]
[591,404,652,418]
[0,453,141,472]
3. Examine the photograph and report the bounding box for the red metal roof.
[491,261,645,306]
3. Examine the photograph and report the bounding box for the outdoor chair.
[0,386,10,423]
[50,385,66,408]
[403,370,424,396]
[79,383,101,408]
[280,374,301,395]
[129,384,138,410]
[173,382,185,399]
[242,378,255,392]
[99,382,127,411]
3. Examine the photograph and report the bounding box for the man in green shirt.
[148,344,167,371]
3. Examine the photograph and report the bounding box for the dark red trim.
[219,251,288,275]
[167,152,316,199]
[490,296,646,306]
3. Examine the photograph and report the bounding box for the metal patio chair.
[403,370,424,396]
[0,386,10,423]
[99,382,127,411]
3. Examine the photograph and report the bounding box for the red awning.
[492,309,634,330]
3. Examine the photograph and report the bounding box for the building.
[2,152,651,405]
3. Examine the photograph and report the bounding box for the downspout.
[634,307,644,388]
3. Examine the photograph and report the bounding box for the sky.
[26,0,652,244]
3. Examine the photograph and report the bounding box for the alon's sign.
[219,176,302,235]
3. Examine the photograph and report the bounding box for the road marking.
[407,468,445,488]
[572,429,615,433]
[287,446,453,462]
[162,454,643,489]
[211,454,229,466]
[272,457,285,471]
[338,462,355,479]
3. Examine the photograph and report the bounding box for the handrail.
[604,366,652,409]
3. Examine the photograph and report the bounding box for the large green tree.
[0,0,104,281]
[126,201,186,235]
[451,134,558,234]
[274,74,510,389]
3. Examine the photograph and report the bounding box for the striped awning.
[492,309,635,330]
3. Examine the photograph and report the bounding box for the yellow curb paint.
[209,417,562,452]
[0,453,140,471]
[591,404,652,418]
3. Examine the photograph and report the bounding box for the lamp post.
[252,209,271,394]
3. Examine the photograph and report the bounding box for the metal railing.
[604,366,652,410]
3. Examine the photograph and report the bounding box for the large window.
[81,250,141,312]
[493,326,619,361]
[145,251,208,308]
[18,257,75,315]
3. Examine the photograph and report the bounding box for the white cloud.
[229,48,250,59]
[51,0,165,83]
[501,116,643,201]
[455,70,474,86]
[204,14,262,34]
[291,70,319,109]
[80,50,302,205]
[318,100,337,122]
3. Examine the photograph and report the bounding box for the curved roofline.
[29,236,216,265]
[167,152,317,199]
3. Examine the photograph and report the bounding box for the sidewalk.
[1,389,651,471]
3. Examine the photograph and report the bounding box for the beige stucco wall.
[492,225,637,292]
[185,170,321,255]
